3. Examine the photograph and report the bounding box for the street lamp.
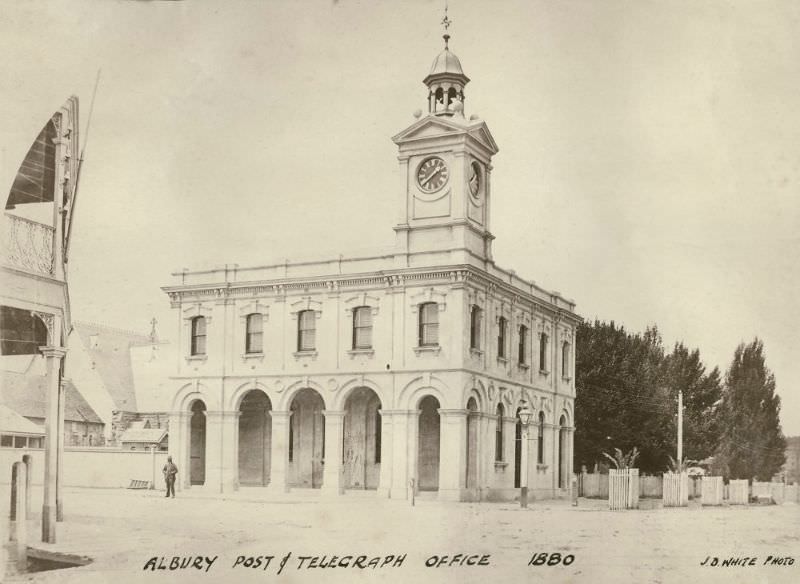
[518,400,534,508]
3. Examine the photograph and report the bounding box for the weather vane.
[441,0,452,48]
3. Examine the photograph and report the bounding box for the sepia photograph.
[1,1,798,583]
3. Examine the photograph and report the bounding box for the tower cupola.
[424,34,470,117]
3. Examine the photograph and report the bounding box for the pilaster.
[438,408,467,501]
[168,411,190,490]
[321,411,345,496]
[203,411,225,493]
[386,410,418,499]
[219,411,240,493]
[267,411,291,493]
[376,410,394,498]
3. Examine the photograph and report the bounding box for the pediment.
[392,117,466,144]
[392,116,499,155]
[467,124,499,154]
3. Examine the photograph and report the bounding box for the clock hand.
[421,170,440,187]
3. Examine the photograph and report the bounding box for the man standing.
[163,456,178,498]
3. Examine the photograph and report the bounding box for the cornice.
[163,264,580,321]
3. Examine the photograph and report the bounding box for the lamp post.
[518,400,533,508]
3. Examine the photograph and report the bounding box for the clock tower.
[392,33,499,269]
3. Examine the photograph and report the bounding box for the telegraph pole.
[677,390,683,466]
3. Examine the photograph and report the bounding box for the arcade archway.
[288,388,325,488]
[189,400,206,485]
[238,390,272,486]
[417,395,441,491]
[343,387,382,490]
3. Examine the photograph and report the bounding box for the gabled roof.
[0,404,44,435]
[119,427,167,444]
[0,370,103,424]
[73,322,152,411]
[392,115,499,155]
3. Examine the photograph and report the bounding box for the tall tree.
[575,321,672,473]
[715,339,786,480]
[663,343,723,463]
[576,321,724,474]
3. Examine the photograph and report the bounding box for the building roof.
[119,427,167,444]
[428,47,466,78]
[0,370,103,424]
[73,321,153,411]
[0,404,44,435]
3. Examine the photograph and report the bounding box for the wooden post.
[22,455,32,518]
[15,462,27,571]
[40,343,66,543]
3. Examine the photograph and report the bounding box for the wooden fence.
[728,479,749,504]
[701,476,724,505]
[662,472,689,507]
[609,468,639,510]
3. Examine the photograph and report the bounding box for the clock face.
[469,161,481,197]
[417,157,449,193]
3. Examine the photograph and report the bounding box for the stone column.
[321,411,345,496]
[438,409,467,502]
[40,345,65,544]
[203,411,224,493]
[56,377,67,521]
[267,411,291,494]
[220,411,239,493]
[376,410,393,498]
[387,410,417,499]
[502,416,516,492]
[530,423,540,494]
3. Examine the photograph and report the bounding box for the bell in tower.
[424,34,470,117]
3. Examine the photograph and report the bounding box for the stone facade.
[163,36,580,501]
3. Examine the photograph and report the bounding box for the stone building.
[163,34,580,501]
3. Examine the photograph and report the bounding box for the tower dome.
[423,34,470,117]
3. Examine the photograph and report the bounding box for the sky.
[1,0,798,435]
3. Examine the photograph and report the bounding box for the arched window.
[495,403,505,461]
[245,314,263,354]
[539,332,549,372]
[418,302,439,347]
[435,87,444,111]
[518,325,528,365]
[190,316,206,356]
[297,310,316,351]
[562,341,570,378]
[497,316,507,359]
[352,306,373,350]
[469,305,481,350]
[537,411,545,464]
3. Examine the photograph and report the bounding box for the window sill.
[414,345,441,355]
[293,350,318,360]
[241,352,265,361]
[539,369,550,377]
[186,355,207,362]
[518,362,530,370]
[469,347,483,357]
[497,356,508,365]
[347,348,374,359]
[494,461,509,469]
[537,464,549,472]
[562,376,572,382]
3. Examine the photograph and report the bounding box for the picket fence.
[701,476,724,505]
[662,472,689,507]
[728,479,749,504]
[609,468,639,510]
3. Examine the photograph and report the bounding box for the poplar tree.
[715,339,786,480]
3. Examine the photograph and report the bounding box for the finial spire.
[441,0,452,48]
